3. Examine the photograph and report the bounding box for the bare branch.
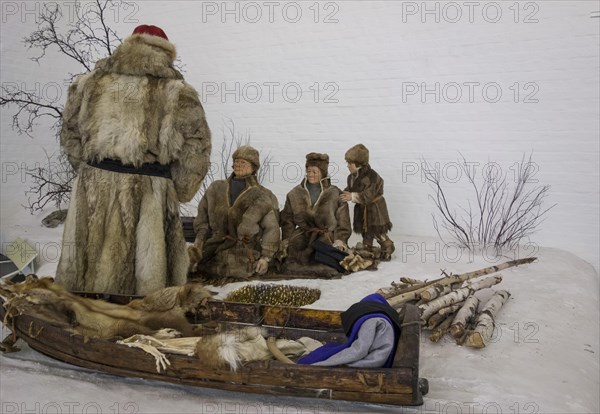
[24,152,76,213]
[3,0,124,213]
[424,153,555,252]
[180,118,277,216]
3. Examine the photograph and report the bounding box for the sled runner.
[0,286,428,407]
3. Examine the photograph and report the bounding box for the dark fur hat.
[233,145,260,172]
[345,144,369,166]
[305,152,329,179]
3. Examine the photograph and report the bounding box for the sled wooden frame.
[0,294,428,407]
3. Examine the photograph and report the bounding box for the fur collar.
[301,177,331,190]
[228,173,259,187]
[95,34,181,79]
[353,164,371,178]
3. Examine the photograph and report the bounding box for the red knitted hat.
[132,25,168,40]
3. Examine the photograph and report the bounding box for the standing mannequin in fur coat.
[280,153,351,266]
[340,144,395,261]
[190,145,280,281]
[55,25,212,295]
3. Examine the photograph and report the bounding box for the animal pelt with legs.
[0,276,213,339]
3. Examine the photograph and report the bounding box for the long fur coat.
[345,164,392,238]
[280,178,351,264]
[193,174,280,279]
[55,34,211,295]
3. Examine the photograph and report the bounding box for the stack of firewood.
[377,258,535,348]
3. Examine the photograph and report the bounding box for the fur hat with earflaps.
[345,144,369,167]
[305,152,330,179]
[233,145,260,173]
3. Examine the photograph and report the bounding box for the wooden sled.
[0,292,428,407]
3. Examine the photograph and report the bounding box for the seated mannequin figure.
[279,153,351,275]
[190,146,280,282]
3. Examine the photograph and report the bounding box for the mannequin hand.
[255,257,270,275]
[280,239,289,252]
[332,240,348,252]
[339,192,352,202]
[188,245,203,273]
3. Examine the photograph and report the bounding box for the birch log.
[419,287,472,322]
[464,275,503,291]
[455,321,474,346]
[450,295,480,339]
[426,312,447,329]
[419,274,502,323]
[426,302,463,328]
[438,302,465,316]
[420,284,452,302]
[465,290,511,348]
[429,313,455,343]
[387,257,534,308]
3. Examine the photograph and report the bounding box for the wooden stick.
[378,281,427,299]
[400,277,425,285]
[387,257,533,307]
[465,290,511,348]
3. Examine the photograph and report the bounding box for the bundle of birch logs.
[377,257,536,348]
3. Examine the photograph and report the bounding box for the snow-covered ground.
[1,209,598,414]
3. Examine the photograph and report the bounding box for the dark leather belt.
[87,158,172,179]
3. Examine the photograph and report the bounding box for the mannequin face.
[233,158,254,177]
[347,161,359,174]
[306,166,322,184]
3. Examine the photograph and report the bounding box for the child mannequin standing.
[340,144,395,260]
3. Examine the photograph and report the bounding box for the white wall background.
[1,0,598,271]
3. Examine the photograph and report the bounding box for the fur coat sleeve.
[60,77,86,170]
[170,83,212,203]
[346,167,384,205]
[193,182,213,248]
[257,209,280,259]
[280,196,297,241]
[333,196,352,243]
[235,188,280,260]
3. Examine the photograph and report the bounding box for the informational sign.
[3,238,37,276]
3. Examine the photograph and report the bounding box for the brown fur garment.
[344,164,392,237]
[1,277,213,339]
[192,174,280,280]
[280,178,351,265]
[55,33,211,295]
